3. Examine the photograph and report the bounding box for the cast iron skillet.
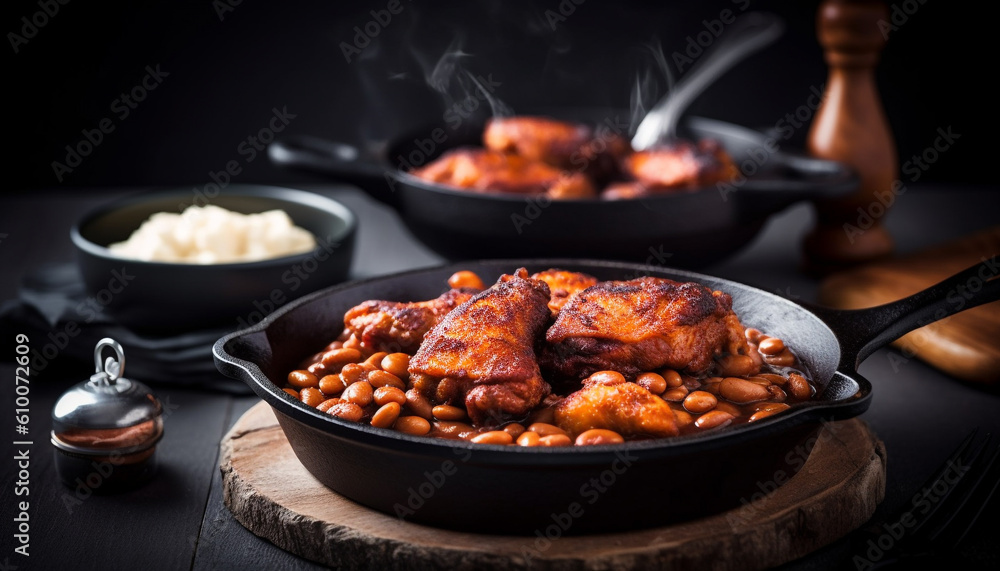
[268,111,858,266]
[213,259,1000,535]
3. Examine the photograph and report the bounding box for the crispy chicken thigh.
[343,288,480,353]
[484,116,631,182]
[408,269,552,424]
[530,269,599,316]
[410,148,596,199]
[603,139,738,199]
[541,277,751,379]
[554,375,679,438]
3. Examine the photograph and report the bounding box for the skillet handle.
[268,136,398,205]
[813,257,1000,371]
[734,153,860,218]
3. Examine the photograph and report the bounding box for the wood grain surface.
[220,402,886,571]
[819,226,1000,383]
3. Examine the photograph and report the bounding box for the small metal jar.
[51,338,164,492]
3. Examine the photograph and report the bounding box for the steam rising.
[629,39,675,136]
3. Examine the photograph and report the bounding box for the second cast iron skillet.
[213,258,999,535]
[268,111,858,266]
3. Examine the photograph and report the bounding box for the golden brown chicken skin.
[554,374,679,438]
[408,269,552,425]
[604,139,739,199]
[410,148,596,199]
[343,288,480,354]
[484,116,631,182]
[540,277,751,380]
[530,269,599,316]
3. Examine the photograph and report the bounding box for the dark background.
[4,0,997,192]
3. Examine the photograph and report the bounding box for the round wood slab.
[221,402,886,570]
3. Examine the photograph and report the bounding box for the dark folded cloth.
[0,263,252,394]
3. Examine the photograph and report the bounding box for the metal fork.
[843,429,1000,570]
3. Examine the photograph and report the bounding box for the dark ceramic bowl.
[71,184,357,333]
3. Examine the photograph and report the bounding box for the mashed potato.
[108,205,316,263]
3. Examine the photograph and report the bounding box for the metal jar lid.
[51,338,164,456]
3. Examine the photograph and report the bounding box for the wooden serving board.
[220,402,886,570]
[819,226,1000,384]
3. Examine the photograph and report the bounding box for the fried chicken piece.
[343,287,480,353]
[410,148,596,199]
[554,375,678,438]
[484,116,631,182]
[541,277,752,380]
[408,268,552,425]
[530,269,599,316]
[610,139,739,197]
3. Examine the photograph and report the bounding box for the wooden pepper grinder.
[803,0,897,274]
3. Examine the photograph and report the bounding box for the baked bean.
[329,402,364,422]
[754,402,790,413]
[683,391,718,414]
[369,370,406,390]
[720,377,771,404]
[306,362,327,376]
[695,410,734,429]
[370,402,402,429]
[636,372,667,395]
[748,377,772,386]
[701,382,722,396]
[575,429,625,446]
[374,386,407,406]
[787,373,812,399]
[765,349,796,367]
[324,340,344,351]
[538,434,572,447]
[716,354,758,377]
[748,347,764,370]
[299,387,325,407]
[758,337,785,356]
[755,373,787,385]
[321,348,362,371]
[749,408,785,422]
[527,422,569,438]
[319,374,347,396]
[432,404,467,421]
[767,385,787,402]
[282,387,300,399]
[471,431,514,445]
[316,398,344,413]
[339,363,367,386]
[287,370,319,389]
[342,336,362,351]
[715,401,743,417]
[503,423,526,438]
[364,351,389,369]
[381,353,410,379]
[586,370,626,386]
[395,416,432,436]
[662,369,684,388]
[662,387,689,402]
[745,328,764,344]
[343,381,373,407]
[448,270,486,290]
[405,389,434,419]
[433,421,476,439]
[517,431,541,447]
[682,376,703,390]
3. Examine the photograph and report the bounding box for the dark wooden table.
[1,184,998,570]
